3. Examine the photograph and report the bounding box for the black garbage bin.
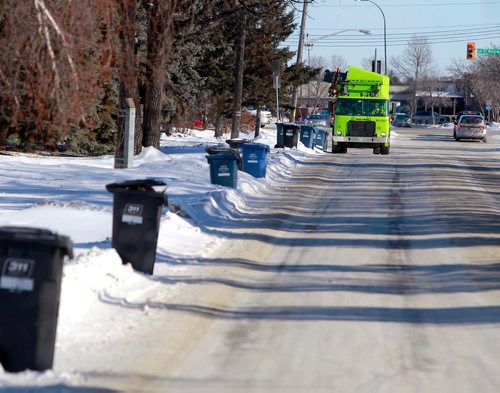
[106,179,167,275]
[283,123,300,148]
[0,226,73,372]
[275,122,284,148]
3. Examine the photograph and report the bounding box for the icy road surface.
[78,128,500,392]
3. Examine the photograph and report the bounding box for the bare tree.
[329,54,347,71]
[306,55,346,110]
[449,49,500,121]
[361,57,373,71]
[419,74,452,123]
[391,36,434,114]
[0,0,115,148]
[115,0,141,160]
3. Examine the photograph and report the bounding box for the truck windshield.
[336,99,387,117]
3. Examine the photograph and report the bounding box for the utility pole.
[291,0,309,121]
[231,10,247,139]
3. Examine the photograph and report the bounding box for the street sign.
[485,105,492,111]
[477,48,500,55]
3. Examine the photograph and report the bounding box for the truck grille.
[347,121,376,137]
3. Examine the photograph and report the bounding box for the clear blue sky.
[284,0,500,75]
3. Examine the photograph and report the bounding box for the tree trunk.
[214,114,224,139]
[254,107,261,138]
[142,2,176,149]
[142,68,164,148]
[230,11,247,139]
[116,1,141,164]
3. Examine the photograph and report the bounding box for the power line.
[317,1,500,7]
[302,24,500,33]
[285,25,500,47]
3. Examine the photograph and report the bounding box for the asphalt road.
[93,127,500,392]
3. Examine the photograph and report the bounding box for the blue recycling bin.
[241,143,270,178]
[314,128,327,150]
[275,122,284,148]
[206,151,238,188]
[300,125,316,149]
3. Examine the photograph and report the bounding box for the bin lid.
[242,142,270,152]
[225,138,251,148]
[283,123,300,130]
[106,178,166,193]
[0,226,73,258]
[205,151,239,162]
[205,147,233,155]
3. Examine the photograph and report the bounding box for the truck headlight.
[381,133,386,137]
[336,131,342,136]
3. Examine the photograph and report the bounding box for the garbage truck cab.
[329,66,391,155]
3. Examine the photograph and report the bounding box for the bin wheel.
[380,145,390,155]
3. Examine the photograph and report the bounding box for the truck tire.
[332,144,343,154]
[380,145,390,155]
[373,146,381,155]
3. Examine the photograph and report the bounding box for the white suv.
[453,115,487,142]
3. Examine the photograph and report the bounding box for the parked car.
[391,113,412,128]
[248,109,272,127]
[453,115,487,142]
[304,114,328,127]
[411,111,449,125]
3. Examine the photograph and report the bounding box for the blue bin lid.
[205,152,239,162]
[242,142,270,152]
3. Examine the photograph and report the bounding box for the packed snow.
[0,121,499,389]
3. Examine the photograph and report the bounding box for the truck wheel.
[373,146,381,154]
[380,145,390,155]
[332,144,342,154]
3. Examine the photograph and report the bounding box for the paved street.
[82,127,500,392]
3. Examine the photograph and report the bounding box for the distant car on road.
[391,113,412,128]
[455,111,483,123]
[411,111,449,125]
[453,115,487,142]
[304,114,328,127]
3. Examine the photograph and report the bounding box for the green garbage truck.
[327,66,391,155]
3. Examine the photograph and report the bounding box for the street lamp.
[304,29,371,65]
[355,0,387,75]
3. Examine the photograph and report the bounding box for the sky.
[284,0,500,74]
[0,121,499,389]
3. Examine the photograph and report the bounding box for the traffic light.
[467,42,476,60]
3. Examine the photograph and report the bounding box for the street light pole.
[355,0,387,75]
